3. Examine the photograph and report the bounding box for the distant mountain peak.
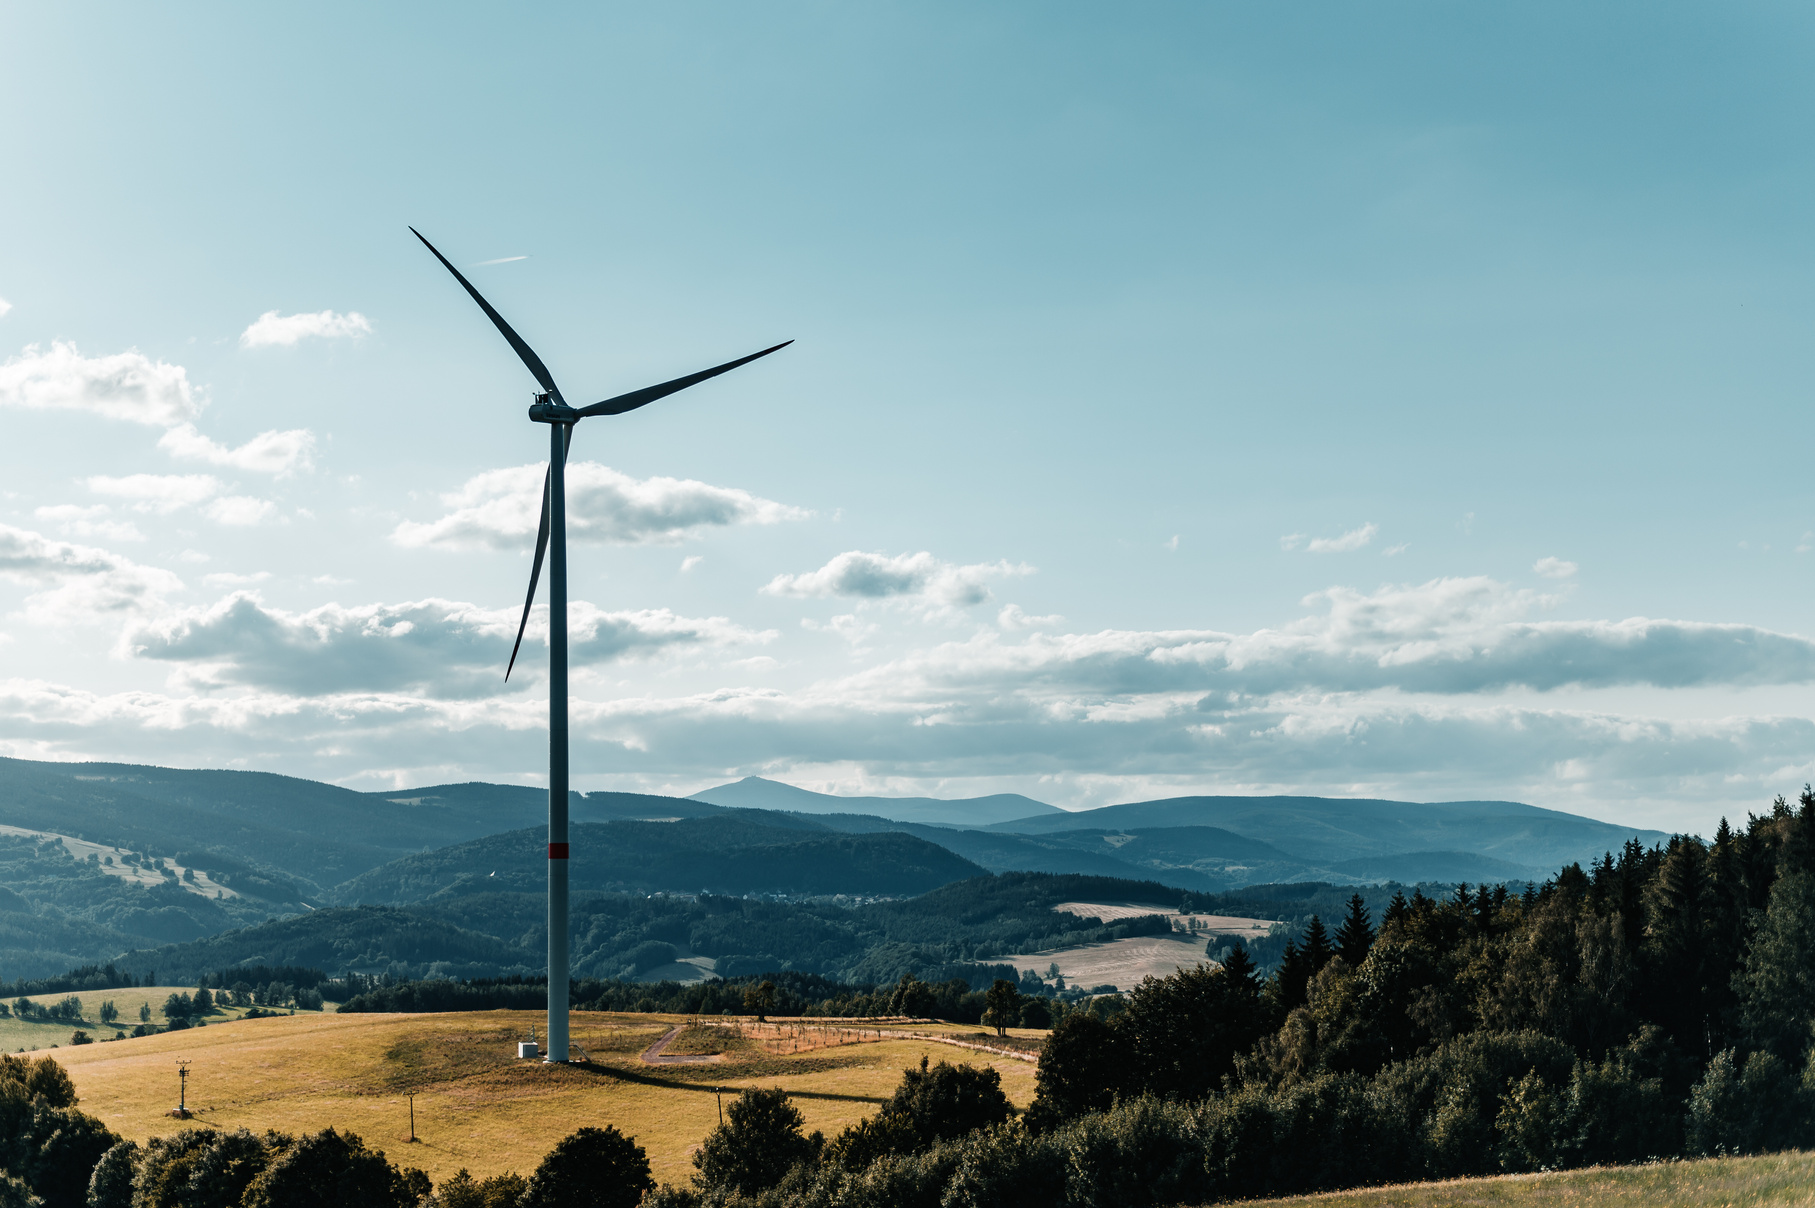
[689,777,1063,827]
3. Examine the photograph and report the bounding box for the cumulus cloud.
[393,461,805,550]
[202,496,277,526]
[0,524,181,622]
[239,310,372,349]
[1283,523,1379,553]
[763,550,1034,609]
[0,296,11,318]
[80,474,275,525]
[125,594,773,697]
[33,504,145,544]
[84,474,224,514]
[1534,556,1578,579]
[0,341,199,426]
[158,423,315,475]
[840,576,1815,701]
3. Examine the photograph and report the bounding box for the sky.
[2,2,1814,834]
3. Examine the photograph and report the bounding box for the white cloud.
[84,473,223,513]
[0,296,11,318]
[1283,522,1379,553]
[158,423,315,476]
[1534,556,1578,579]
[201,571,272,588]
[681,556,704,573]
[999,604,1064,630]
[0,341,199,426]
[126,594,771,697]
[203,496,277,527]
[1383,543,1409,557]
[393,461,805,550]
[239,310,372,349]
[0,524,181,623]
[762,550,1034,609]
[33,504,145,543]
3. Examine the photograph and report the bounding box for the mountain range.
[0,757,1675,980]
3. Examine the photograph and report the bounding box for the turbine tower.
[412,228,789,1062]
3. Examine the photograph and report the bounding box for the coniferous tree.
[1301,915,1333,973]
[1333,895,1374,969]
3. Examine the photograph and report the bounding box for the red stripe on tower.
[548,843,569,860]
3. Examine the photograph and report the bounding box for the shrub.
[86,1139,137,1208]
[520,1126,653,1208]
[693,1088,820,1196]
[241,1128,413,1208]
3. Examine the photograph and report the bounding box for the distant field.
[1231,1151,1815,1207]
[0,987,307,1053]
[52,1009,1040,1187]
[1053,901,1276,940]
[1000,932,1215,990]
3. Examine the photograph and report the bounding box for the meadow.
[50,1008,1041,1187]
[1232,1150,1815,1208]
[0,985,279,1052]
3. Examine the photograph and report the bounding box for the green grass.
[0,986,327,1052]
[1230,1150,1815,1207]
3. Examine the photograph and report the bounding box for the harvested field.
[1000,932,1216,990]
[1229,1150,1815,1207]
[1054,901,1276,939]
[51,1009,1039,1187]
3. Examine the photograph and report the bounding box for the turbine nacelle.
[528,397,580,424]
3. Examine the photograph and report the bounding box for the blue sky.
[2,2,1813,833]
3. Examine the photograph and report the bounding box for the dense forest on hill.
[332,817,986,903]
[116,873,1192,984]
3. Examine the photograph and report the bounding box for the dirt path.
[641,1025,724,1064]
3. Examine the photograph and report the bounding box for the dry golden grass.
[0,986,282,1052]
[999,932,1216,991]
[51,1009,1039,1187]
[1227,1151,1815,1208]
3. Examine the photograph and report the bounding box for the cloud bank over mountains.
[1,524,1811,828]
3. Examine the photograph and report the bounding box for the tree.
[135,1128,272,1208]
[982,979,1020,1037]
[1118,962,1266,1101]
[742,981,777,1022]
[692,1088,818,1196]
[432,1170,526,1208]
[138,1004,150,1023]
[192,988,213,1015]
[98,1002,117,1027]
[241,1128,413,1208]
[1334,895,1375,969]
[521,1126,653,1208]
[887,975,937,1017]
[1018,996,1052,1029]
[0,1174,35,1208]
[1737,866,1815,1061]
[880,1056,1012,1147]
[85,1139,137,1208]
[1025,1012,1126,1130]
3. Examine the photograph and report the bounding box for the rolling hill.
[690,776,1064,826]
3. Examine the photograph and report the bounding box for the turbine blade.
[410,227,564,402]
[575,340,793,418]
[504,428,573,682]
[504,468,552,682]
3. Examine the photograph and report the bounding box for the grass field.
[0,986,301,1053]
[999,932,1217,990]
[51,1010,1041,1187]
[1232,1151,1815,1207]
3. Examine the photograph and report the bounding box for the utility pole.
[172,1061,191,1119]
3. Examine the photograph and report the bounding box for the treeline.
[628,790,1815,1206]
[0,963,152,999]
[336,968,1041,1020]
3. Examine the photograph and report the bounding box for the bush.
[431,1169,526,1208]
[1684,1048,1815,1156]
[86,1139,137,1208]
[520,1126,653,1208]
[241,1128,413,1208]
[693,1088,820,1196]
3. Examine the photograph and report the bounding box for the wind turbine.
[411,228,790,1063]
